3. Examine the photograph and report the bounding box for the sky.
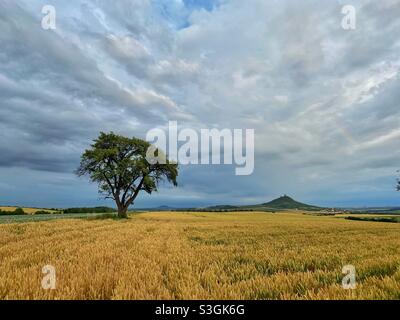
[0,0,400,208]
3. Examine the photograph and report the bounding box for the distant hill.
[261,195,320,210]
[137,196,323,213]
[203,195,321,212]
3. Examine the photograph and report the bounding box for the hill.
[201,195,322,212]
[261,195,320,210]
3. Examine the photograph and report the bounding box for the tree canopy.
[76,132,178,218]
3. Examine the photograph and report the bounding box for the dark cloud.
[0,0,399,207]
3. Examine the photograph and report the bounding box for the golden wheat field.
[0,211,399,300]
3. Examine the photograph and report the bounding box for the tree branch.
[125,176,146,208]
[101,172,116,199]
[121,177,139,204]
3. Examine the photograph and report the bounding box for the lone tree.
[76,132,178,218]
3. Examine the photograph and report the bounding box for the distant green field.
[345,216,400,223]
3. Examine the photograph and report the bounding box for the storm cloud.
[0,0,399,208]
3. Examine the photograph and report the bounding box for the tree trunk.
[117,205,128,219]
